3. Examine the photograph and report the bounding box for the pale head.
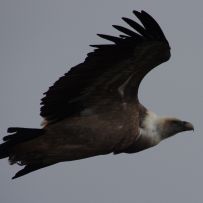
[140,111,194,146]
[157,117,194,140]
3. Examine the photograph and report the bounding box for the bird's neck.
[139,110,162,146]
[123,109,173,154]
[139,109,179,144]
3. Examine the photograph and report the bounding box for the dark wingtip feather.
[133,10,143,21]
[133,10,140,15]
[112,25,141,38]
[132,10,168,42]
[97,34,122,44]
[121,16,148,38]
[119,35,128,38]
[90,44,115,48]
[141,10,149,15]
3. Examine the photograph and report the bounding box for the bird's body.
[11,102,142,164]
[0,10,193,179]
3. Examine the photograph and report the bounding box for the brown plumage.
[0,10,193,179]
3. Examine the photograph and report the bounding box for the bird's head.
[158,118,194,139]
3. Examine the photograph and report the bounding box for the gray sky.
[0,0,202,202]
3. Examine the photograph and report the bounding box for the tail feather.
[0,127,57,179]
[0,127,44,156]
[4,127,45,143]
[0,141,13,159]
[0,127,45,159]
[12,163,53,179]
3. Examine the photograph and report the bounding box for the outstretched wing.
[40,10,170,123]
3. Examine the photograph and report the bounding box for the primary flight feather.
[0,10,194,179]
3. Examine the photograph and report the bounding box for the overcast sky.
[0,0,202,203]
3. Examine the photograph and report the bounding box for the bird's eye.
[171,120,176,123]
[171,120,179,125]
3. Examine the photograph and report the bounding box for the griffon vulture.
[0,10,194,179]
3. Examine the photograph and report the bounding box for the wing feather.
[122,17,151,38]
[96,34,123,44]
[112,25,142,38]
[133,10,167,40]
[40,10,170,123]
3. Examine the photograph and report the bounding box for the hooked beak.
[182,121,194,131]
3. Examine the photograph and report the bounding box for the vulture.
[0,10,194,179]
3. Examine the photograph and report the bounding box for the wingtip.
[12,175,17,180]
[141,10,147,14]
[133,10,140,16]
[121,17,128,23]
[97,33,105,38]
[121,17,134,24]
[141,10,152,18]
[112,24,122,31]
[133,10,149,18]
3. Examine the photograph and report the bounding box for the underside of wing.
[40,10,171,124]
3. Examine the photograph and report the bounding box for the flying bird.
[0,10,194,179]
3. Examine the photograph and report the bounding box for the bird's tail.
[0,127,45,159]
[0,127,47,179]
